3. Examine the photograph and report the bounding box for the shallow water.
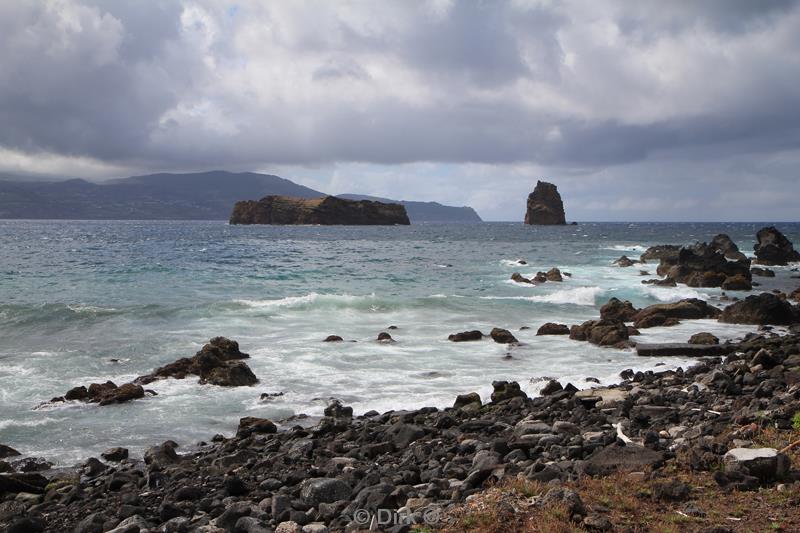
[0,220,798,465]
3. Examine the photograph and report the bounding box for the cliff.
[229,195,410,225]
[524,180,566,225]
[338,194,482,223]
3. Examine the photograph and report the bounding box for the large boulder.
[723,448,790,483]
[665,242,751,289]
[599,298,639,322]
[720,293,799,325]
[632,298,720,329]
[490,328,518,344]
[524,181,566,225]
[753,226,800,265]
[300,478,352,506]
[536,323,570,335]
[569,319,629,346]
[490,381,527,402]
[0,445,20,460]
[136,337,258,387]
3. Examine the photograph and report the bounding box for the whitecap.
[643,286,709,302]
[603,244,647,253]
[233,293,374,309]
[0,417,59,430]
[482,286,604,306]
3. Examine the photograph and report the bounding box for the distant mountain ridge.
[338,194,482,222]
[0,171,482,222]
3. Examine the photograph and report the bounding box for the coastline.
[5,330,800,532]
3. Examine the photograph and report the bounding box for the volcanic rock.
[600,298,639,322]
[448,330,484,342]
[720,293,799,325]
[490,328,518,344]
[710,234,747,261]
[688,332,719,345]
[524,181,566,225]
[569,319,629,346]
[632,298,720,329]
[753,226,800,265]
[0,445,20,460]
[136,337,257,387]
[229,195,410,225]
[536,323,570,335]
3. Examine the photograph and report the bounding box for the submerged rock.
[448,330,484,342]
[524,180,566,225]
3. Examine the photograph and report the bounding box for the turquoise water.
[1,221,798,465]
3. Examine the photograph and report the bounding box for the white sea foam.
[0,417,59,430]
[643,286,710,302]
[483,286,604,306]
[234,293,373,309]
[604,244,647,253]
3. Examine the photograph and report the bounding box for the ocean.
[1,220,798,466]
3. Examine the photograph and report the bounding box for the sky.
[0,0,799,221]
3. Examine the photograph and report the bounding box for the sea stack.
[524,180,566,225]
[230,195,410,225]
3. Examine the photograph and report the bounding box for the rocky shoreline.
[2,227,800,532]
[3,330,800,532]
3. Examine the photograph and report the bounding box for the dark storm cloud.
[0,0,799,221]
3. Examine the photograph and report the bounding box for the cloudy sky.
[1,0,799,221]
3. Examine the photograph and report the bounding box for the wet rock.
[101,447,129,462]
[540,380,563,396]
[721,274,752,291]
[545,267,563,282]
[490,381,527,402]
[144,441,180,466]
[751,267,776,277]
[0,445,21,459]
[569,319,629,346]
[448,330,484,342]
[633,298,721,329]
[511,272,532,284]
[536,323,570,335]
[600,298,640,322]
[753,226,800,265]
[688,332,719,345]
[0,472,48,494]
[323,335,343,342]
[136,337,257,387]
[490,328,518,344]
[614,255,637,267]
[12,457,52,472]
[664,242,751,288]
[237,417,277,438]
[377,332,394,343]
[453,392,482,410]
[720,293,798,325]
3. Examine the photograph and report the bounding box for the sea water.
[1,220,798,465]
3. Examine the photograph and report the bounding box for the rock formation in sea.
[524,180,566,225]
[753,226,800,265]
[229,195,410,225]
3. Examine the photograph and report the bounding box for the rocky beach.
[3,225,800,532]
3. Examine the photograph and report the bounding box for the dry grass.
[437,459,800,533]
